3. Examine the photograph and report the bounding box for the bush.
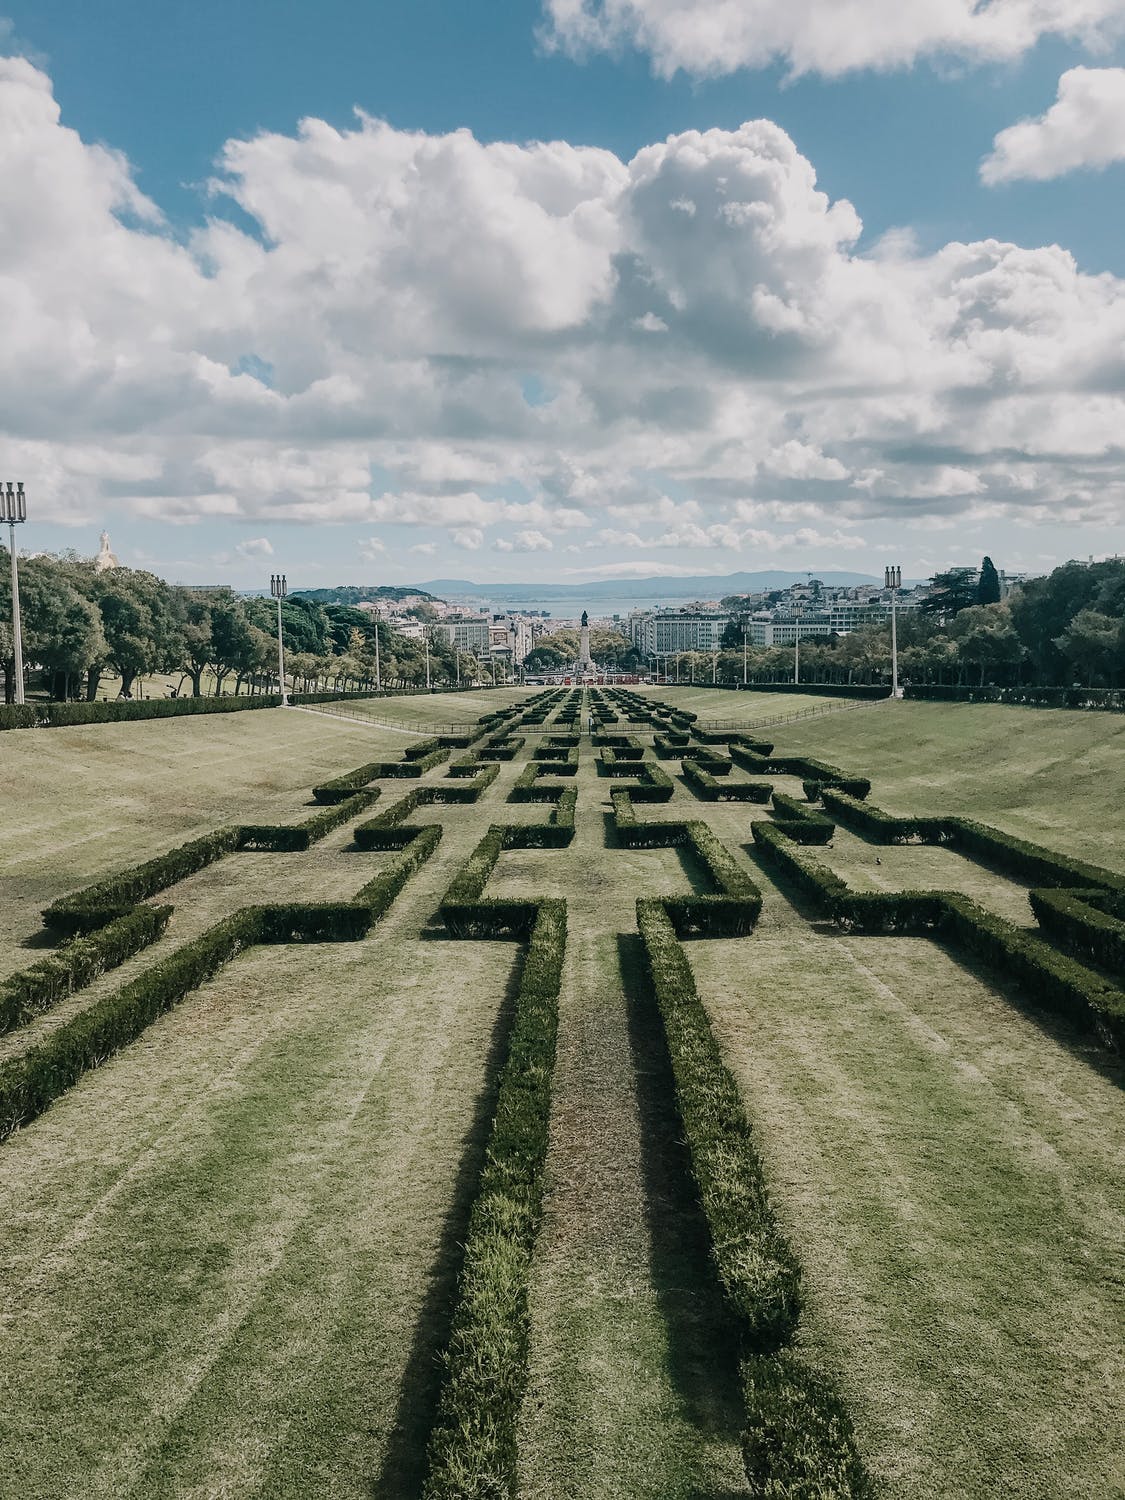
[0,904,172,1035]
[312,766,384,804]
[423,900,567,1499]
[818,790,951,844]
[1030,888,1125,975]
[0,705,37,731]
[684,758,771,803]
[904,684,1125,711]
[370,748,451,778]
[741,1353,873,1499]
[619,764,675,803]
[236,789,379,852]
[636,900,801,1348]
[43,827,242,935]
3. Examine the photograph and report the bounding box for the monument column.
[578,610,593,673]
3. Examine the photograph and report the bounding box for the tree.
[525,645,567,672]
[1054,609,1122,685]
[950,603,1025,685]
[177,597,215,696]
[977,556,1001,606]
[920,568,978,621]
[15,560,107,699]
[92,570,182,699]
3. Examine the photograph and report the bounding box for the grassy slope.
[0,690,528,974]
[0,786,520,1499]
[641,686,1125,867]
[690,886,1125,1498]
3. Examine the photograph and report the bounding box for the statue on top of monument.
[581,610,589,628]
[94,530,120,573]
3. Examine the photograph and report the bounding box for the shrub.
[684,758,771,803]
[741,1353,873,1499]
[43,827,242,935]
[636,900,801,1348]
[312,766,384,804]
[1029,888,1125,975]
[423,901,567,1499]
[818,790,951,845]
[0,905,172,1035]
[370,748,451,778]
[236,789,379,852]
[619,764,675,803]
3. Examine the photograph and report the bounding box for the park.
[0,685,1119,1498]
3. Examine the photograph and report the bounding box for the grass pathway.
[510,754,746,1499]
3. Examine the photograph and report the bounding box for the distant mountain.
[292,584,437,605]
[419,570,897,603]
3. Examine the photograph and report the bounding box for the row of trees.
[707,558,1125,688]
[0,550,499,702]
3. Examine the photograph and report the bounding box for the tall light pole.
[374,620,381,692]
[712,649,718,685]
[1,482,26,705]
[885,564,902,698]
[270,573,288,706]
[425,632,431,690]
[742,621,748,687]
[793,609,801,686]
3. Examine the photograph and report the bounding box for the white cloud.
[358,537,386,561]
[235,536,274,559]
[409,542,437,556]
[509,529,554,552]
[982,67,1125,184]
[1,51,1124,575]
[540,0,1125,79]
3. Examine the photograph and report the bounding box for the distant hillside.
[293,585,437,606]
[420,570,898,603]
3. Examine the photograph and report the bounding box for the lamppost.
[712,650,718,685]
[742,619,748,687]
[270,573,288,706]
[425,632,431,690]
[793,608,802,687]
[1,482,26,705]
[885,564,902,698]
[374,619,381,692]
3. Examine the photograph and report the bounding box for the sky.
[2,0,1125,590]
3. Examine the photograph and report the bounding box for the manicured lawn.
[0,689,1120,1497]
[690,874,1125,1497]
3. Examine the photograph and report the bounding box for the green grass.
[689,881,1125,1498]
[0,690,1121,1497]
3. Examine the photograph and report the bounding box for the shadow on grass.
[367,941,525,1500]
[617,930,747,1488]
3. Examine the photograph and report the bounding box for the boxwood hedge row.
[0,823,443,1141]
[683,757,772,803]
[0,904,172,1035]
[422,899,567,1499]
[1029,888,1125,976]
[636,899,870,1496]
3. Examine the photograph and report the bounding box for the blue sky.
[3,1,1125,588]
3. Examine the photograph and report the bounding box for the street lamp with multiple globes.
[270,573,289,706]
[1,482,27,705]
[885,564,902,698]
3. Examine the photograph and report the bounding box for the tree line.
[705,557,1125,688]
[0,550,495,702]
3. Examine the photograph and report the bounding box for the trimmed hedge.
[353,769,499,848]
[636,899,872,1496]
[1029,888,1125,976]
[43,827,241,935]
[235,789,379,852]
[684,757,771,803]
[422,900,566,1499]
[769,792,835,845]
[312,766,385,804]
[479,737,525,762]
[617,764,675,803]
[0,823,443,1140]
[6,688,388,730]
[0,904,172,1035]
[638,907,836,1400]
[741,1353,874,1499]
[904,684,1125,711]
[369,747,451,778]
[653,733,690,758]
[753,822,1125,1048]
[818,790,951,845]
